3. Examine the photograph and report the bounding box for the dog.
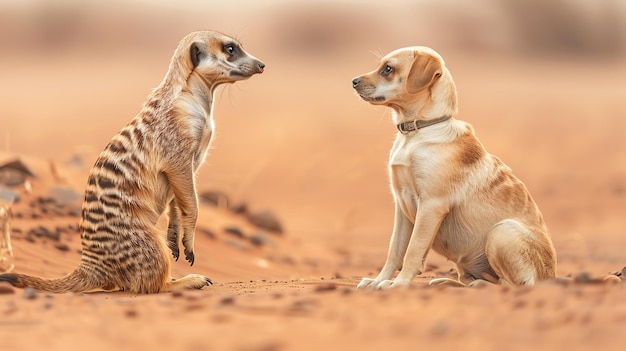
[352,46,557,289]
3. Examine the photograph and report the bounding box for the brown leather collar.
[396,115,452,134]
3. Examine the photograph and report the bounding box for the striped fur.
[0,31,265,293]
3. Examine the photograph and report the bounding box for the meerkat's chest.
[193,116,214,170]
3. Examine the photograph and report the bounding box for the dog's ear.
[406,53,442,94]
[190,42,207,69]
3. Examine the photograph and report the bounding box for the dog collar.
[396,115,452,134]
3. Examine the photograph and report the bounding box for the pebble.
[0,159,35,187]
[0,282,15,294]
[246,210,283,234]
[44,295,54,309]
[23,287,39,300]
[230,202,248,215]
[0,185,20,203]
[220,296,236,306]
[249,232,275,247]
[48,186,82,207]
[28,225,60,241]
[54,243,70,252]
[313,283,337,293]
[125,309,139,318]
[199,190,229,208]
[224,226,244,238]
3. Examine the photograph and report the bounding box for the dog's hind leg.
[486,219,556,286]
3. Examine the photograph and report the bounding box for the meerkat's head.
[175,31,265,87]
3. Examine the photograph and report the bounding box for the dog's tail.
[0,267,102,293]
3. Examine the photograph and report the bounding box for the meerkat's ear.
[190,42,207,69]
[406,53,442,94]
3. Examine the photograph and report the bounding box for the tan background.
[1,0,626,350]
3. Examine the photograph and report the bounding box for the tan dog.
[353,47,556,289]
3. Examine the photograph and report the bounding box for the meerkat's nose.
[352,77,361,88]
[255,61,265,73]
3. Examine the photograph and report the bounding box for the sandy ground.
[1,1,626,350]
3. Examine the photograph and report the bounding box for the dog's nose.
[352,77,361,88]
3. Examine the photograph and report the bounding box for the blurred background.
[1,0,625,273]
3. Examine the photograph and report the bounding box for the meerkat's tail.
[0,267,104,293]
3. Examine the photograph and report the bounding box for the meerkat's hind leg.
[166,199,181,261]
[164,274,213,292]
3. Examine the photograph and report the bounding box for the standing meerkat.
[0,31,265,293]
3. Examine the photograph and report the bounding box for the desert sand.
[1,1,626,350]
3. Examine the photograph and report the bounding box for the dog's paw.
[376,278,410,290]
[357,278,380,289]
[376,280,395,289]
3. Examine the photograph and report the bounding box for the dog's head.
[352,46,456,118]
[176,31,265,86]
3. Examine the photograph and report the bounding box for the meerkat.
[0,31,265,293]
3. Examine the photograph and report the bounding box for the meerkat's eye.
[381,65,393,76]
[223,44,239,57]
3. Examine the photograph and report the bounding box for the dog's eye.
[223,44,239,57]
[381,65,393,76]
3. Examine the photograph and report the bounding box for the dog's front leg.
[377,201,447,289]
[358,203,413,289]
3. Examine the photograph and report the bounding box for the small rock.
[54,243,70,252]
[29,226,59,241]
[48,186,81,207]
[125,309,138,318]
[230,202,248,215]
[0,185,20,203]
[0,282,15,294]
[23,287,38,300]
[0,159,35,187]
[44,295,54,309]
[220,296,235,305]
[573,272,593,284]
[249,232,275,247]
[171,290,185,298]
[224,226,244,238]
[199,190,229,208]
[314,283,337,293]
[247,210,283,234]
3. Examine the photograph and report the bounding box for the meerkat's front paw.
[184,249,195,266]
[167,235,180,261]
